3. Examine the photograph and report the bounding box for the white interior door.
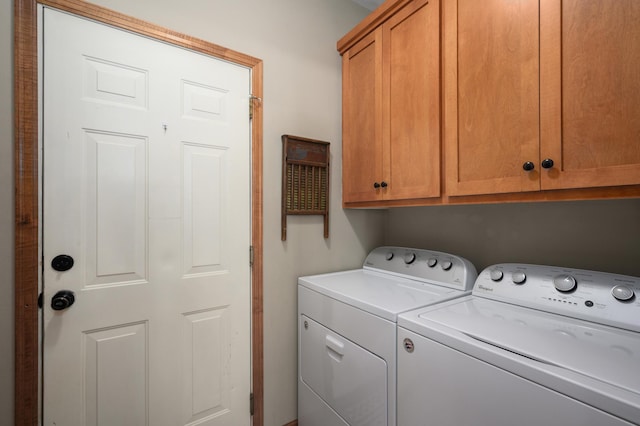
[42,7,251,425]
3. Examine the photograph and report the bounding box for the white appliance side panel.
[397,328,635,426]
[298,380,349,426]
[301,315,387,426]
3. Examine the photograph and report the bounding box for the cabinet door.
[383,0,441,200]
[540,0,640,190]
[342,30,384,203]
[444,0,541,196]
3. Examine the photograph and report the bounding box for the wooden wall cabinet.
[445,0,640,197]
[339,0,640,207]
[339,0,440,205]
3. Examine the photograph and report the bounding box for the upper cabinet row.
[338,0,640,207]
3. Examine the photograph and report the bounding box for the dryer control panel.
[363,246,477,291]
[474,263,640,332]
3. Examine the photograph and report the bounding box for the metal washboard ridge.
[281,135,330,240]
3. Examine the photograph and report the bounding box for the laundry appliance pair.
[298,246,640,426]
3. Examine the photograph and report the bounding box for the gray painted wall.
[387,199,640,277]
[1,0,15,422]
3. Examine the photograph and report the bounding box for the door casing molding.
[13,1,264,424]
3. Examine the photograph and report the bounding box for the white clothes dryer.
[298,246,477,426]
[398,263,640,426]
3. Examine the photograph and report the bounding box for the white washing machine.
[398,263,640,426]
[297,246,477,426]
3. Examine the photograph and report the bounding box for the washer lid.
[298,269,465,322]
[406,297,640,396]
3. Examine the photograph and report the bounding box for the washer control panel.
[474,263,640,332]
[363,246,477,291]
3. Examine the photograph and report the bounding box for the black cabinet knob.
[51,290,75,311]
[373,182,381,189]
[541,158,554,169]
[380,181,388,188]
[522,161,535,171]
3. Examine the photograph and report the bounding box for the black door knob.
[51,290,75,311]
[541,158,554,169]
[373,182,381,189]
[522,161,535,171]
[51,254,74,272]
[380,181,388,188]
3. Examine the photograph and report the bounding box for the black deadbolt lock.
[51,254,74,272]
[51,290,75,311]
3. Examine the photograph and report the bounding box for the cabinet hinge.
[250,392,254,416]
[249,245,254,267]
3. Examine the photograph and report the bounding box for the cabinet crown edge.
[337,0,414,54]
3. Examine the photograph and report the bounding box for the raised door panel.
[444,0,541,196]
[342,30,384,204]
[540,0,640,190]
[383,0,441,200]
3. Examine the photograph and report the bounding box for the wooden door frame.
[13,0,264,424]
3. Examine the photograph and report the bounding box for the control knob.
[441,261,453,271]
[490,269,504,282]
[611,285,635,302]
[385,252,394,261]
[512,271,527,285]
[404,253,416,264]
[427,258,437,268]
[553,275,577,293]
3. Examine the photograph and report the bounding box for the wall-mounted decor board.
[281,135,330,240]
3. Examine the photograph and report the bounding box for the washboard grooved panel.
[281,135,330,240]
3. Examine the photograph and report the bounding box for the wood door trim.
[13,1,264,424]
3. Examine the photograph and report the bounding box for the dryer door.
[300,315,387,426]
